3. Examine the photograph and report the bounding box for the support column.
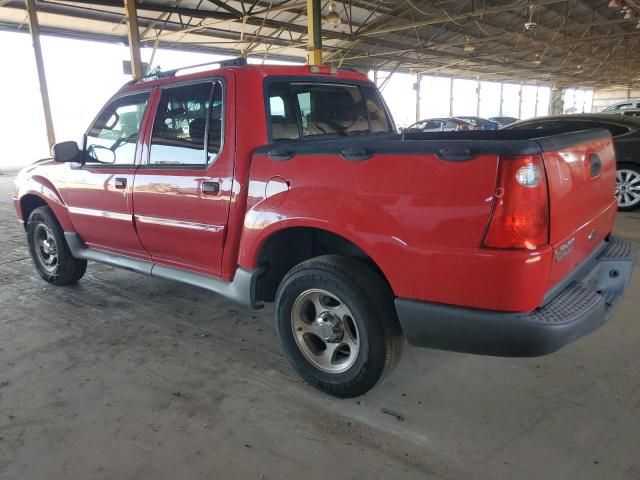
[476,80,481,117]
[415,74,421,122]
[25,0,55,150]
[550,86,564,115]
[448,78,453,117]
[306,0,322,65]
[124,0,144,79]
[517,83,523,119]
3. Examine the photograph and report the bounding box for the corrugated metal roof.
[1,0,639,87]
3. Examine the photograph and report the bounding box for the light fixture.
[533,53,542,65]
[608,0,622,8]
[325,1,341,25]
[524,5,537,31]
[624,9,635,19]
[463,37,476,53]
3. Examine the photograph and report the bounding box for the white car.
[602,100,640,112]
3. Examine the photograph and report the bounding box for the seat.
[271,115,299,140]
[189,118,207,144]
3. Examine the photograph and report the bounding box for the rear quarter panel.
[239,149,556,312]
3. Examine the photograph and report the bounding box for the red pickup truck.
[14,59,636,397]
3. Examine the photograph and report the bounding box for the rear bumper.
[395,236,636,357]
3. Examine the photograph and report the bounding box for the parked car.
[602,100,640,112]
[489,116,520,127]
[602,108,640,118]
[455,116,499,130]
[506,114,640,211]
[403,117,472,132]
[13,60,636,397]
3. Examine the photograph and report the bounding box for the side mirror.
[52,141,81,163]
[87,145,116,164]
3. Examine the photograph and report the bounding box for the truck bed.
[251,128,617,312]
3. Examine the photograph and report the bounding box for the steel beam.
[124,0,144,78]
[415,74,421,122]
[24,0,55,150]
[306,0,322,64]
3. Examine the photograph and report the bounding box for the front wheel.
[275,255,403,397]
[616,164,640,211]
[27,206,87,285]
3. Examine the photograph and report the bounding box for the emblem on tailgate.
[554,237,575,262]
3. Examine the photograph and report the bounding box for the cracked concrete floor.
[1,174,639,480]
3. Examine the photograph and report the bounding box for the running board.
[64,232,263,309]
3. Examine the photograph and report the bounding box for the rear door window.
[149,81,223,166]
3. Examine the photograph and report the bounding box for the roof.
[118,61,369,93]
[2,0,640,88]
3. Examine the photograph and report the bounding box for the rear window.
[267,81,392,141]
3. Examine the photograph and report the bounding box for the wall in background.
[592,88,640,112]
[372,70,554,128]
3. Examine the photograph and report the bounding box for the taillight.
[482,154,549,250]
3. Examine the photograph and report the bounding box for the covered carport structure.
[1,3,640,479]
[2,0,640,143]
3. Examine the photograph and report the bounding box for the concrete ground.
[0,173,639,480]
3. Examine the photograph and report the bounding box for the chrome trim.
[134,214,224,233]
[68,206,132,222]
[64,232,262,308]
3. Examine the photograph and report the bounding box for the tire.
[26,206,87,285]
[616,163,640,212]
[275,255,403,397]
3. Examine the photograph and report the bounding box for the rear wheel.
[275,255,403,397]
[616,164,640,211]
[27,206,87,285]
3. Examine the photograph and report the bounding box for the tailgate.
[537,129,618,292]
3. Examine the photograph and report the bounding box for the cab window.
[267,82,393,141]
[86,92,149,165]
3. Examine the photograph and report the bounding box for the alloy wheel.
[290,288,360,374]
[616,169,640,209]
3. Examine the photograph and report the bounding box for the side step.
[64,233,263,309]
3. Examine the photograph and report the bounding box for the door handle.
[114,177,127,189]
[202,181,220,195]
[340,148,371,161]
[268,149,294,161]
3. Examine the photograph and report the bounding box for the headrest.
[189,118,206,143]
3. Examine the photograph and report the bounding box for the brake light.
[482,154,549,250]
